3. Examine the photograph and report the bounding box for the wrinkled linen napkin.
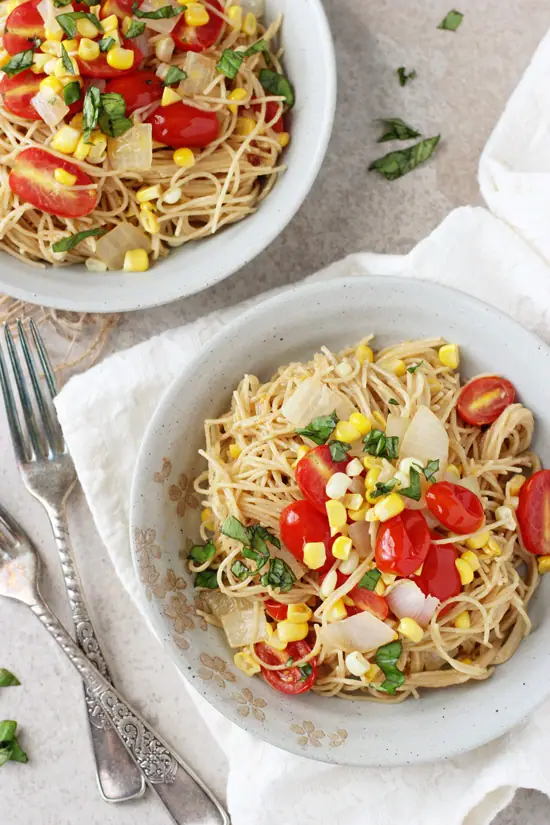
[55,28,550,825]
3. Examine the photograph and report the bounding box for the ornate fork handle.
[31,597,230,825]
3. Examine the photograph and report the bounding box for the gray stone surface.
[1,1,550,823]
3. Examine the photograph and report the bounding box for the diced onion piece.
[138,0,181,32]
[399,405,448,478]
[273,542,306,580]
[348,521,372,558]
[155,62,170,80]
[319,611,395,654]
[108,123,152,172]
[326,472,351,500]
[31,90,68,126]
[201,592,254,618]
[221,604,268,648]
[386,412,410,441]
[85,258,108,272]
[240,0,265,17]
[346,458,363,477]
[385,579,440,627]
[95,223,151,270]
[455,474,481,498]
[281,375,355,428]
[179,51,217,96]
[37,0,73,33]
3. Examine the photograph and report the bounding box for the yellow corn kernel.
[373,493,405,523]
[106,46,134,71]
[334,420,362,443]
[39,76,63,95]
[53,167,76,186]
[374,579,386,596]
[458,656,473,665]
[326,500,347,536]
[73,137,91,161]
[332,535,352,561]
[139,206,160,234]
[365,466,381,490]
[345,651,370,677]
[121,15,132,34]
[466,530,491,550]
[446,464,461,479]
[229,444,242,459]
[62,39,78,53]
[362,456,382,471]
[538,556,550,575]
[51,125,81,154]
[381,572,396,586]
[348,504,370,522]
[54,55,79,76]
[439,343,460,369]
[509,475,526,496]
[242,10,256,35]
[173,147,195,168]
[287,603,313,624]
[264,622,287,650]
[348,412,371,436]
[325,598,347,623]
[303,541,326,570]
[102,13,119,31]
[136,184,162,204]
[372,410,386,430]
[276,131,290,148]
[107,28,122,46]
[454,611,471,629]
[31,52,51,72]
[277,620,309,643]
[389,359,407,377]
[233,650,260,676]
[161,86,181,106]
[356,343,374,364]
[428,377,442,393]
[235,116,256,136]
[68,113,83,130]
[398,617,423,643]
[43,26,63,41]
[77,17,99,36]
[455,557,474,585]
[226,3,242,28]
[228,86,247,114]
[460,550,480,572]
[40,40,62,56]
[485,537,502,557]
[123,248,149,272]
[86,131,106,162]
[342,493,363,511]
[295,445,309,461]
[366,508,379,523]
[78,38,100,61]
[185,2,209,26]
[366,663,381,682]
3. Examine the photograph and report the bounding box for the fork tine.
[0,345,26,463]
[29,319,59,399]
[3,324,42,458]
[17,320,60,455]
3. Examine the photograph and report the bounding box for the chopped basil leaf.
[98,91,132,138]
[189,540,216,564]
[242,544,269,571]
[0,670,20,688]
[60,42,74,75]
[423,459,440,483]
[438,9,463,31]
[371,477,398,499]
[244,38,271,60]
[363,429,399,460]
[52,228,105,253]
[369,136,440,181]
[195,569,219,589]
[221,518,278,572]
[56,11,102,38]
[358,568,381,591]
[398,466,422,501]
[216,39,270,80]
[125,18,146,37]
[377,117,421,143]
[296,411,338,445]
[374,640,405,695]
[221,516,251,546]
[259,68,294,107]
[82,84,100,141]
[2,49,34,77]
[407,361,423,374]
[53,0,73,5]
[63,80,81,106]
[98,37,115,52]
[252,524,281,551]
[389,398,398,405]
[299,663,313,681]
[133,2,181,18]
[328,440,350,463]
[285,657,294,666]
[260,557,296,593]
[397,66,416,86]
[163,65,187,85]
[231,560,250,580]
[0,721,28,768]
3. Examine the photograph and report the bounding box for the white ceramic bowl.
[0,1,336,313]
[130,276,550,766]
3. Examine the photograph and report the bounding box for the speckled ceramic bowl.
[130,276,550,766]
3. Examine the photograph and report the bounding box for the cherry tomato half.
[3,0,44,55]
[255,640,317,695]
[280,499,334,573]
[146,100,219,148]
[0,69,43,119]
[425,481,484,535]
[295,444,350,514]
[8,147,97,218]
[172,0,224,52]
[375,509,431,577]
[104,70,163,114]
[246,100,284,133]
[77,40,143,78]
[517,470,550,556]
[413,539,461,615]
[348,586,388,620]
[457,376,516,427]
[264,598,288,622]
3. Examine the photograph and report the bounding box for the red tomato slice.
[104,70,163,114]
[348,586,388,620]
[146,100,219,148]
[413,540,461,615]
[457,376,516,427]
[0,69,43,119]
[3,0,44,55]
[77,40,143,78]
[8,147,97,218]
[279,499,334,573]
[172,0,224,52]
[264,598,288,621]
[243,100,284,133]
[425,481,484,535]
[255,640,317,695]
[295,445,350,514]
[517,470,550,556]
[375,509,431,577]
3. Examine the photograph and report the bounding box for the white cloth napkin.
[54,27,550,825]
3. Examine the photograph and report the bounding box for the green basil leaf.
[220,516,251,546]
[369,136,440,181]
[252,524,281,551]
[407,361,423,374]
[385,436,399,459]
[133,1,182,18]
[296,411,338,445]
[397,66,416,86]
[163,65,187,85]
[2,49,34,78]
[438,9,463,31]
[244,38,271,63]
[56,11,102,38]
[299,663,313,681]
[189,540,216,564]
[0,720,17,742]
[374,640,405,695]
[83,84,101,142]
[53,0,73,6]
[216,48,244,79]
[389,398,398,405]
[98,93,132,137]
[8,739,28,764]
[377,117,421,143]
[99,112,132,137]
[231,560,250,580]
[363,429,399,460]
[63,80,81,106]
[371,478,399,499]
[328,440,350,463]
[195,569,219,589]
[260,557,295,593]
[60,42,74,75]
[259,68,294,107]
[285,656,294,666]
[98,37,115,52]
[125,18,146,37]
[423,459,440,483]
[52,228,105,253]
[242,545,269,571]
[0,669,20,687]
[398,466,422,501]
[100,91,125,118]
[358,568,381,591]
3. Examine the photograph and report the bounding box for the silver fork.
[0,319,145,803]
[0,503,230,825]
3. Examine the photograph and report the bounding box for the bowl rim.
[130,275,550,766]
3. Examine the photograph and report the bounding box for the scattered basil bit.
[397,66,416,86]
[133,2,181,18]
[260,557,296,593]
[221,516,252,546]
[285,657,294,667]
[221,518,279,572]
[371,478,399,499]
[98,91,132,138]
[195,569,219,589]
[60,43,75,75]
[0,670,20,688]
[438,9,463,31]
[358,568,381,591]
[231,560,250,580]
[423,459,440,483]
[369,136,440,181]
[377,117,421,143]
[389,398,398,405]
[259,68,294,107]
[52,227,105,253]
[57,11,102,38]
[296,411,338,445]
[407,361,423,374]
[98,37,115,52]
[363,429,399,460]
[0,721,28,768]
[299,663,313,681]
[63,80,81,106]
[374,640,405,695]
[125,18,146,37]
[83,84,101,141]
[163,65,187,86]
[328,440,350,463]
[216,39,270,80]
[2,50,34,77]
[189,540,216,565]
[53,0,73,6]
[398,466,422,501]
